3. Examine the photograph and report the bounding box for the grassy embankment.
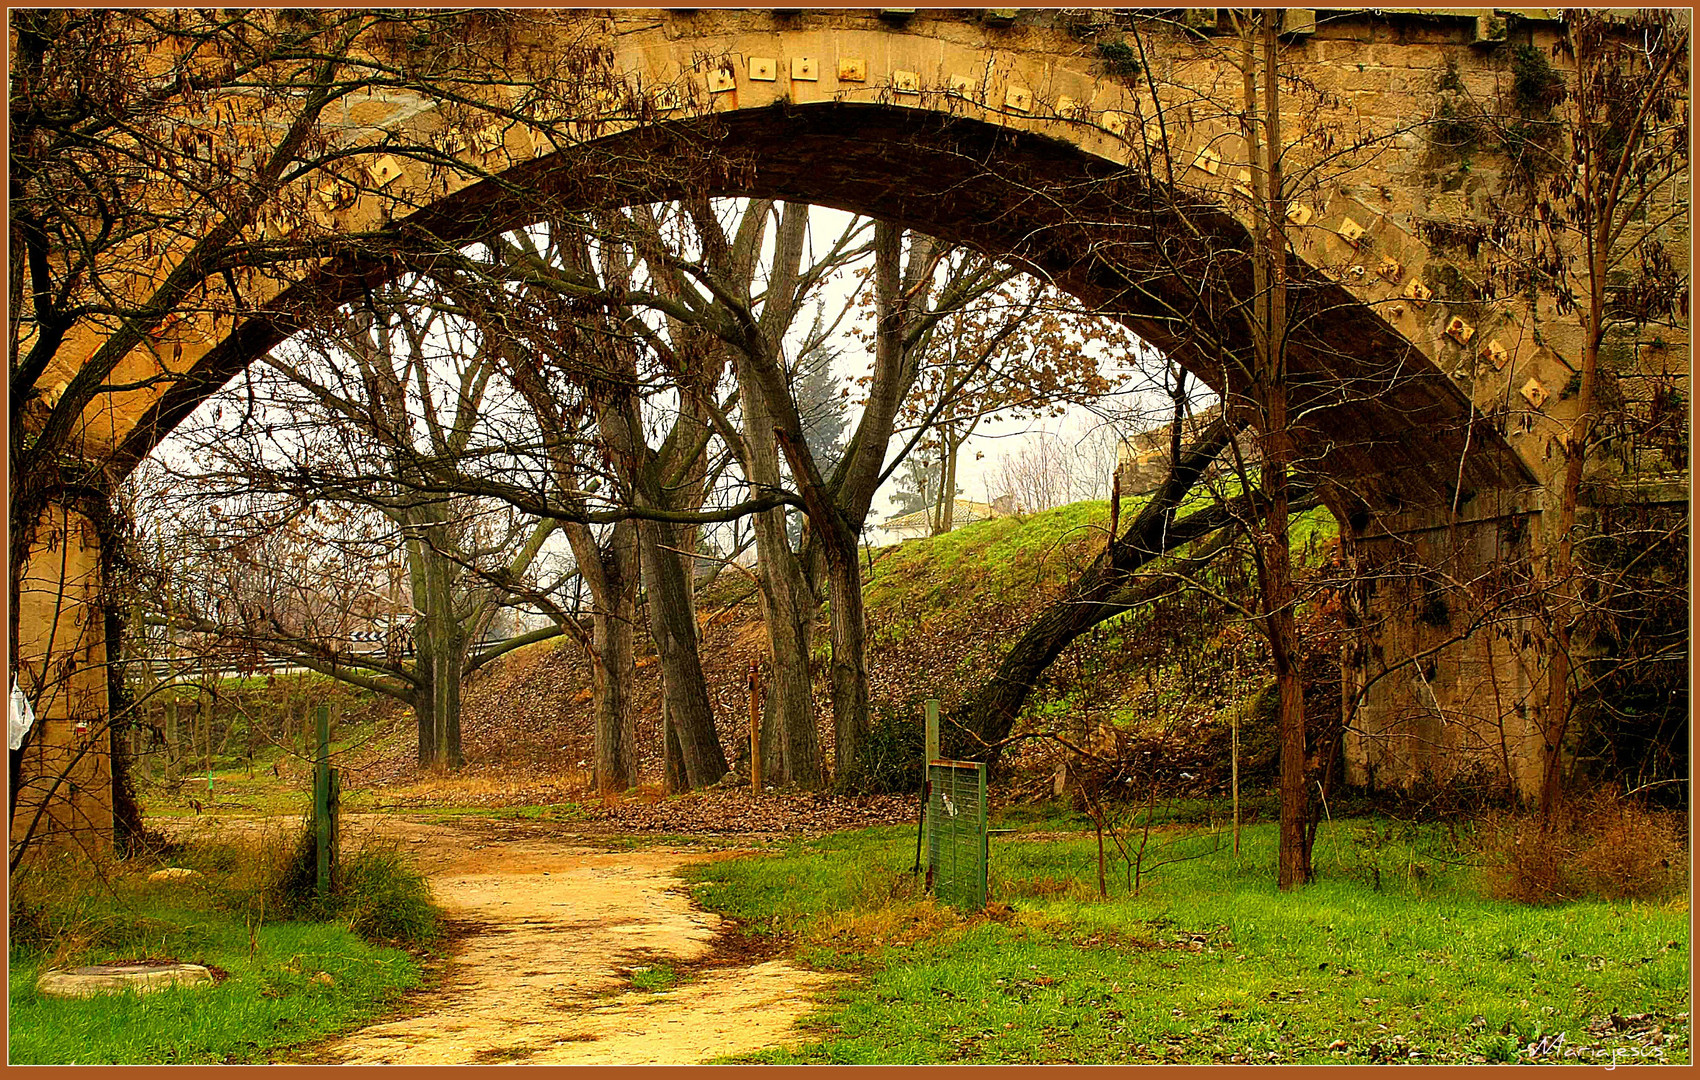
[856,496,1337,791]
[8,829,440,1064]
[686,809,1690,1065]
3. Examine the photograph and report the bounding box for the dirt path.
[165,814,837,1065]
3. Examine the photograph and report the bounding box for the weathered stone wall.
[1344,505,1548,796]
[11,504,115,860]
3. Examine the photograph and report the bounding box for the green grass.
[454,802,593,824]
[865,501,1114,628]
[684,817,1690,1065]
[864,495,1338,626]
[629,963,681,992]
[8,832,439,1064]
[9,921,423,1064]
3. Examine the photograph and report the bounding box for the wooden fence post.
[164,698,178,786]
[314,705,332,899]
[748,661,762,794]
[924,698,940,762]
[923,698,940,871]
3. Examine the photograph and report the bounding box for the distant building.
[869,496,1016,546]
[1113,404,1255,496]
[1115,436,1172,497]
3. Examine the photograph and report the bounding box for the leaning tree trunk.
[962,416,1247,752]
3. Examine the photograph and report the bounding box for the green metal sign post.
[922,698,940,866]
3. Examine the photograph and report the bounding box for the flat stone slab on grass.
[37,963,214,999]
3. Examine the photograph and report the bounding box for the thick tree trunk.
[429,630,466,771]
[662,699,688,794]
[566,519,641,794]
[821,519,870,786]
[636,516,728,789]
[756,545,822,787]
[736,348,825,788]
[590,601,637,793]
[416,554,467,771]
[412,681,434,767]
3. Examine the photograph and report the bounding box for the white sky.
[786,206,1193,524]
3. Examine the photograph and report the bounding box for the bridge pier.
[1343,495,1550,800]
[10,495,116,862]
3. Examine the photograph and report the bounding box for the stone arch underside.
[114,102,1535,522]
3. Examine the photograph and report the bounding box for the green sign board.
[926,759,987,912]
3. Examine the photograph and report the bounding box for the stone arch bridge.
[12,8,1687,850]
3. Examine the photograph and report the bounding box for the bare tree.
[883,261,1129,534]
[140,279,565,771]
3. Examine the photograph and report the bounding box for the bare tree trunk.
[661,698,688,794]
[819,518,870,785]
[754,535,823,787]
[590,590,638,793]
[415,551,468,771]
[735,342,825,788]
[636,515,727,789]
[1245,12,1309,890]
[937,433,961,534]
[1537,276,1602,824]
[565,519,641,793]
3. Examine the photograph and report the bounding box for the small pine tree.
[796,335,849,476]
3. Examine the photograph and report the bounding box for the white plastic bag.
[9,677,36,751]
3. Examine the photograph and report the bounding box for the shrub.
[842,699,926,795]
[254,821,439,946]
[335,846,440,945]
[1572,794,1687,901]
[1485,790,1687,904]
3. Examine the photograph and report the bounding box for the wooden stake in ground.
[1232,703,1241,859]
[747,661,761,794]
[164,697,178,787]
[1232,641,1241,858]
[314,705,332,899]
[1108,468,1121,543]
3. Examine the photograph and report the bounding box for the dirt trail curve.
[171,814,836,1065]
